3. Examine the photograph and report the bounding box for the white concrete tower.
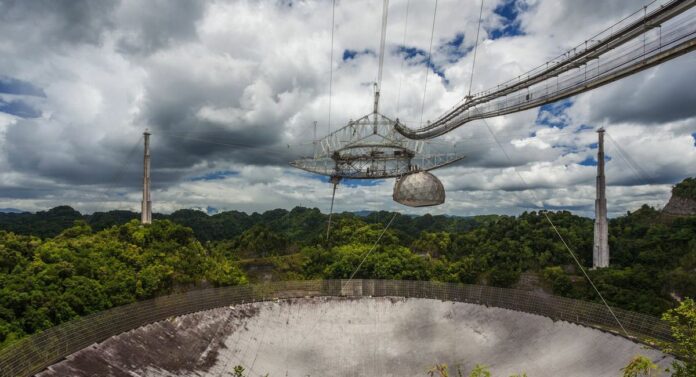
[141,130,152,224]
[593,128,609,268]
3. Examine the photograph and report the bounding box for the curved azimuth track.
[395,0,696,139]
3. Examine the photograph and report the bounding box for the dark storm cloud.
[4,119,146,187]
[520,0,645,47]
[0,0,118,46]
[0,0,692,215]
[0,0,304,194]
[137,72,300,173]
[574,56,696,125]
[116,0,206,55]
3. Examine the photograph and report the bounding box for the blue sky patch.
[0,99,41,118]
[578,157,596,166]
[397,46,426,60]
[0,76,46,97]
[189,170,239,181]
[440,33,472,63]
[578,154,612,166]
[396,45,448,83]
[575,124,594,133]
[692,132,696,146]
[342,49,374,61]
[537,99,573,128]
[490,0,525,39]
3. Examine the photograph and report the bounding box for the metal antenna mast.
[141,130,152,225]
[593,128,609,268]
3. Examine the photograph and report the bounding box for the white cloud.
[0,0,693,218]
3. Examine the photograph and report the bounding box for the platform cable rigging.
[604,131,655,185]
[101,134,144,211]
[376,0,390,109]
[419,0,439,126]
[478,111,630,338]
[326,177,340,240]
[327,0,392,241]
[328,0,337,136]
[342,212,399,290]
[395,0,411,117]
[466,0,485,99]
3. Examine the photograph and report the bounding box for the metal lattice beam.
[396,0,696,139]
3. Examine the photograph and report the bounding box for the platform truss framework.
[291,111,465,179]
[396,0,696,139]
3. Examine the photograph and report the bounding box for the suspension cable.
[419,0,439,126]
[326,177,339,240]
[467,0,485,98]
[395,0,411,117]
[478,111,630,338]
[328,0,336,135]
[342,212,399,289]
[106,135,143,189]
[376,0,390,93]
[605,131,654,184]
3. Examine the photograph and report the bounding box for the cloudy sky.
[0,0,694,217]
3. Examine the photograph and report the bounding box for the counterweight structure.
[141,130,152,225]
[593,128,609,268]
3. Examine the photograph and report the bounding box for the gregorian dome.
[393,171,445,207]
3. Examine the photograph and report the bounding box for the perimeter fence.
[0,279,672,377]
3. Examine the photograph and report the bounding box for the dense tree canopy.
[1,177,695,350]
[0,220,246,348]
[673,177,696,200]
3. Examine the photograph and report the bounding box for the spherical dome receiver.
[393,171,445,207]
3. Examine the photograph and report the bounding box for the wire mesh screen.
[0,280,672,377]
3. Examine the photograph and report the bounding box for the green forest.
[1,179,695,353]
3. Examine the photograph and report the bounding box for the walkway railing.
[0,280,672,377]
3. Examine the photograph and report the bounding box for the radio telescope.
[290,85,464,208]
[290,0,463,241]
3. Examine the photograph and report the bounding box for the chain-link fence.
[0,280,671,377]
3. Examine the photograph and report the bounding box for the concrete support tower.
[141,130,152,224]
[593,128,609,268]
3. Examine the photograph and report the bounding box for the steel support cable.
[326,179,339,240]
[376,0,390,94]
[396,0,696,138]
[419,0,439,126]
[105,135,143,189]
[328,0,337,136]
[604,131,654,185]
[478,112,630,338]
[342,212,399,290]
[466,0,485,98]
[97,135,144,211]
[161,133,303,158]
[395,0,411,117]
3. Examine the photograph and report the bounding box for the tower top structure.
[593,128,609,268]
[141,130,152,225]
